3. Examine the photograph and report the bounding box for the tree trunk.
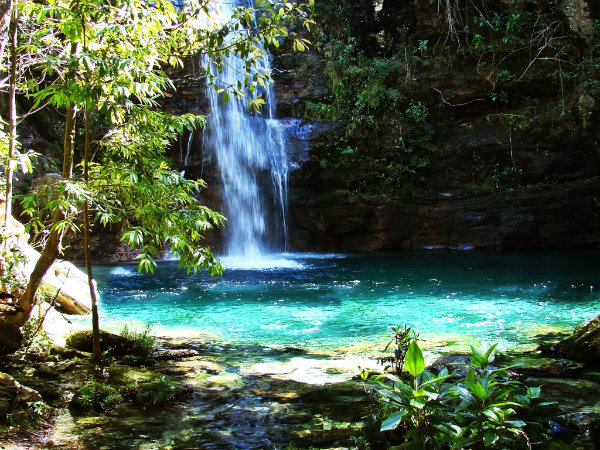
[0,0,13,66]
[83,106,100,360]
[16,100,77,327]
[16,38,79,327]
[4,2,17,224]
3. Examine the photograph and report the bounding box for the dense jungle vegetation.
[298,0,600,199]
[1,1,600,449]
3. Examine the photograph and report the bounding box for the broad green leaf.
[472,382,487,400]
[483,429,499,447]
[483,408,501,423]
[527,386,541,398]
[376,388,407,406]
[405,341,425,377]
[465,368,477,388]
[505,420,527,427]
[454,386,476,405]
[483,343,498,360]
[380,410,408,432]
[420,373,457,388]
[409,397,426,409]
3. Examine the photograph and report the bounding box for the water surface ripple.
[91,251,600,349]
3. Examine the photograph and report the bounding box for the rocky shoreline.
[2,329,600,450]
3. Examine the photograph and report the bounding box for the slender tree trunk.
[0,0,13,69]
[16,95,78,326]
[83,106,100,360]
[1,1,16,293]
[4,2,17,224]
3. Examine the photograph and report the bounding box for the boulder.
[553,314,600,364]
[0,204,94,317]
[66,330,151,359]
[0,372,42,419]
[30,303,74,347]
[0,318,22,355]
[36,259,95,315]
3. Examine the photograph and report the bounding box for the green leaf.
[483,408,501,423]
[409,397,426,409]
[472,382,487,400]
[505,420,527,427]
[527,386,541,398]
[380,410,408,432]
[454,386,477,405]
[483,343,498,360]
[420,373,457,388]
[483,429,499,447]
[376,387,408,406]
[405,341,425,377]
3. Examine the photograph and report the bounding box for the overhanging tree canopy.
[1,0,313,333]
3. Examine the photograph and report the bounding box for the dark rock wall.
[269,0,600,252]
[21,0,600,258]
[287,181,600,252]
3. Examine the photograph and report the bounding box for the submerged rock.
[551,411,600,450]
[155,348,200,360]
[518,359,585,378]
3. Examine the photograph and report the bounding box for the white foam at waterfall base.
[220,254,305,270]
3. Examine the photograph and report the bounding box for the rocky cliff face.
[268,0,600,252]
[11,0,600,258]
[287,180,600,251]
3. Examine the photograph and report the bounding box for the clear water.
[202,0,289,257]
[91,251,600,350]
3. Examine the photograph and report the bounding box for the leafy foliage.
[363,333,553,449]
[119,325,156,360]
[73,381,123,412]
[133,376,177,407]
[5,401,51,429]
[377,325,418,376]
[305,1,600,197]
[10,0,313,285]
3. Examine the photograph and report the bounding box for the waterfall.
[202,0,289,259]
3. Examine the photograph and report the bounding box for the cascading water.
[202,1,289,259]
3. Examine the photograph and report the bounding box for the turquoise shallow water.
[90,251,600,350]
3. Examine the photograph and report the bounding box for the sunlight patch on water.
[109,267,138,276]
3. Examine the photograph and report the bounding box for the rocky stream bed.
[3,330,600,450]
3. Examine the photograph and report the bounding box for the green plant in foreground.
[73,381,123,412]
[120,325,156,359]
[377,325,418,376]
[365,340,458,449]
[135,376,176,406]
[364,338,551,449]
[6,401,50,428]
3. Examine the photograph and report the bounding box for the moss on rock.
[554,314,600,364]
[66,329,154,361]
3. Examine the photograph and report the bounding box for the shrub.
[73,381,123,412]
[120,325,156,359]
[134,376,176,406]
[364,335,553,449]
